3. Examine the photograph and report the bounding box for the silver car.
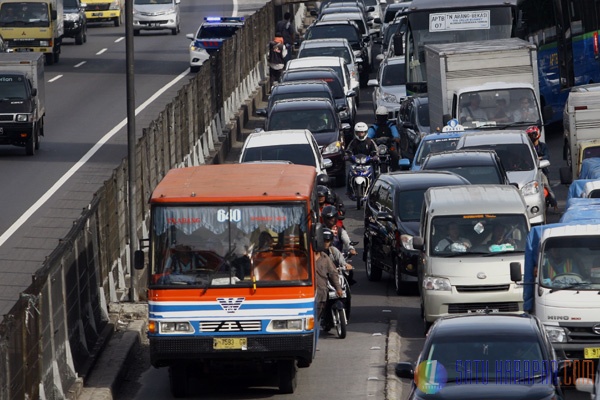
[457,130,549,225]
[367,55,406,116]
[133,0,180,36]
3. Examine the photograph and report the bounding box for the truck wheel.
[297,358,311,368]
[25,131,37,156]
[114,15,121,27]
[394,259,404,295]
[168,365,188,398]
[75,29,84,45]
[278,360,297,394]
[54,51,60,63]
[133,30,140,36]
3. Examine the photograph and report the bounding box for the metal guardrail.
[0,2,278,398]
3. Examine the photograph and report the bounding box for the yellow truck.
[0,0,63,64]
[83,0,121,26]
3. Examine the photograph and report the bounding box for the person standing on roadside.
[276,12,296,64]
[268,41,285,90]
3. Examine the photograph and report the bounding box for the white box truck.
[0,53,45,155]
[425,38,552,140]
[559,83,600,184]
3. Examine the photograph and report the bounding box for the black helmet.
[322,228,334,241]
[317,185,329,198]
[322,205,338,220]
[325,187,336,205]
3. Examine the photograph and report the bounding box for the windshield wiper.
[482,250,522,257]
[496,121,539,130]
[514,373,548,383]
[549,281,593,293]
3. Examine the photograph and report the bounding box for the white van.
[239,129,332,176]
[414,185,530,332]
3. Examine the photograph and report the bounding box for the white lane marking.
[0,69,192,247]
[232,0,238,16]
[115,37,125,43]
[96,48,108,55]
[48,75,63,82]
[74,61,86,68]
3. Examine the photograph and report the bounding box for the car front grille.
[199,320,262,332]
[455,285,510,292]
[448,302,519,314]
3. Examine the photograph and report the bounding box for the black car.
[63,0,87,45]
[396,314,564,400]
[304,20,371,77]
[279,67,356,135]
[421,150,511,185]
[263,98,350,186]
[363,171,470,293]
[257,80,338,116]
[397,94,430,152]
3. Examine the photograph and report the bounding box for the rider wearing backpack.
[367,106,402,170]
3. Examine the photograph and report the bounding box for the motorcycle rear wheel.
[332,308,347,339]
[356,184,364,210]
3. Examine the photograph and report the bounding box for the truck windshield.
[406,5,514,84]
[0,75,28,100]
[430,214,528,255]
[150,204,310,288]
[458,88,540,129]
[0,2,49,27]
[539,237,600,290]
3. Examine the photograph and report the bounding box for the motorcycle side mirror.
[395,362,415,379]
[413,236,424,250]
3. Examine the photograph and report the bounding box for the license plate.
[14,48,33,52]
[584,347,600,359]
[213,337,247,350]
[468,308,500,314]
[91,12,103,16]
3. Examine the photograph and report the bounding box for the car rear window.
[198,25,239,39]
[267,109,336,133]
[381,63,406,86]
[427,165,503,185]
[298,47,352,64]
[396,189,426,222]
[242,144,317,167]
[281,71,345,98]
[271,91,332,104]
[306,25,360,45]
[415,137,459,166]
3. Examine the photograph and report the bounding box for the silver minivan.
[133,0,180,36]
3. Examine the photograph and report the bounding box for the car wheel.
[190,65,200,73]
[114,15,121,27]
[365,244,382,281]
[134,30,140,36]
[75,29,84,45]
[394,258,404,295]
[25,130,37,156]
[171,27,178,35]
[83,25,87,43]
[278,360,297,394]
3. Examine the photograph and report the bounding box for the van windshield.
[430,215,528,255]
[539,236,600,290]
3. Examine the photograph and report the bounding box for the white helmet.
[376,105,388,116]
[354,122,369,141]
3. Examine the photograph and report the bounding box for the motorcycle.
[374,137,393,174]
[321,250,354,339]
[347,152,377,210]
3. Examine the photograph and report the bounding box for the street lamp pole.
[125,0,138,302]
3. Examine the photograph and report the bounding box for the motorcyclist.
[323,228,356,286]
[368,106,402,170]
[526,126,558,212]
[326,185,346,221]
[321,205,357,256]
[346,122,378,191]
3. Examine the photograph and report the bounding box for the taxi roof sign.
[204,16,245,23]
[442,119,465,133]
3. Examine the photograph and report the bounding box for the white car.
[297,38,360,104]
[368,55,406,116]
[239,129,332,177]
[285,56,357,121]
[186,16,244,72]
[133,0,180,36]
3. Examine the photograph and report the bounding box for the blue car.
[402,130,465,171]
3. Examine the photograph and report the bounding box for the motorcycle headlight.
[64,13,79,21]
[544,326,567,343]
[400,234,414,250]
[381,92,397,103]
[521,180,540,196]
[423,276,451,291]
[322,141,342,155]
[378,144,387,155]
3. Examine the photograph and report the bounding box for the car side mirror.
[376,211,394,222]
[367,6,375,12]
[376,53,385,61]
[31,88,37,97]
[510,262,522,282]
[395,362,415,379]
[186,33,195,40]
[337,104,348,112]
[539,159,550,169]
[323,159,333,169]
[399,158,411,170]
[346,90,356,98]
[134,250,145,270]
[367,79,378,87]
[256,108,267,117]
[310,10,318,16]
[341,123,352,132]
[413,236,424,250]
